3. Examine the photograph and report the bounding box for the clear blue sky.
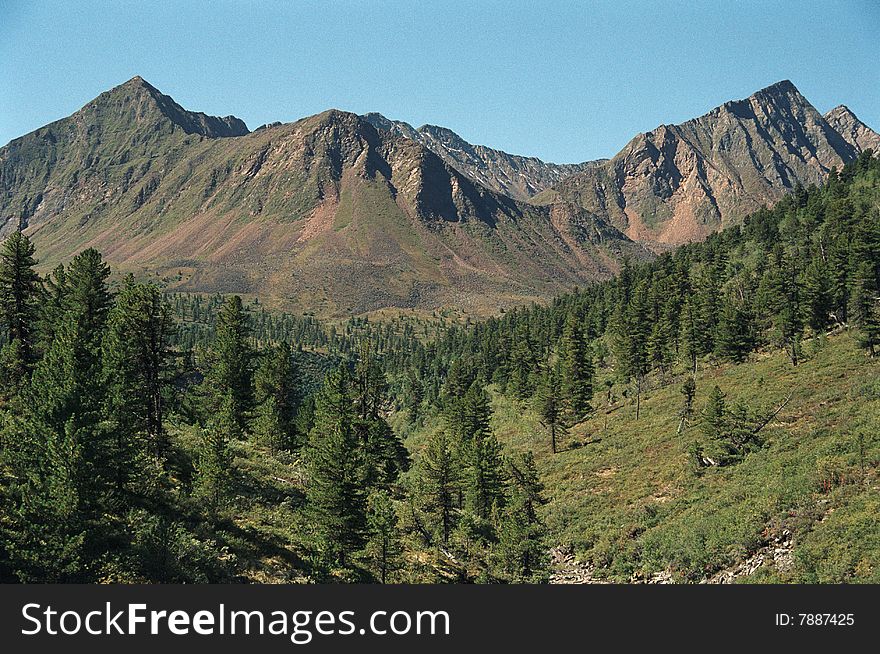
[1,0,878,163]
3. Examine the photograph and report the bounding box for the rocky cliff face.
[0,78,647,316]
[363,113,600,201]
[824,105,880,154]
[539,81,869,248]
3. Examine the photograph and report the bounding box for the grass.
[471,332,879,582]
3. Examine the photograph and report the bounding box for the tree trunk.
[636,376,642,420]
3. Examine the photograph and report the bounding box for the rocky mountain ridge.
[536,80,878,248]
[363,112,601,201]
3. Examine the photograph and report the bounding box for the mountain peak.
[95,76,249,138]
[756,79,798,95]
[551,80,862,248]
[824,104,880,153]
[121,74,153,89]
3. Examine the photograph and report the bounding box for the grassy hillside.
[480,332,879,582]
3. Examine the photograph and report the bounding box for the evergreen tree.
[679,295,705,375]
[203,296,253,431]
[414,429,460,546]
[102,277,174,470]
[850,261,880,356]
[194,393,237,515]
[253,342,297,449]
[0,231,41,380]
[558,313,594,422]
[612,282,650,419]
[534,365,565,454]
[306,366,366,568]
[363,489,403,583]
[802,258,833,334]
[353,347,409,486]
[463,427,506,524]
[714,297,753,362]
[492,452,548,582]
[0,415,88,581]
[677,376,697,435]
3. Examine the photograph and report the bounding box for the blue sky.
[1,0,878,163]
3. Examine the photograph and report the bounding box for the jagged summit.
[543,79,866,248]
[100,75,250,138]
[824,104,880,154]
[363,112,598,200]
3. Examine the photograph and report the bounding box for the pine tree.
[306,366,366,568]
[714,297,753,362]
[0,338,28,403]
[363,489,403,583]
[802,258,833,334]
[203,296,253,431]
[463,426,506,524]
[492,452,548,582]
[612,282,650,419]
[415,429,460,546]
[353,347,408,486]
[558,313,594,422]
[194,392,237,514]
[102,277,174,469]
[677,376,697,435]
[445,382,492,446]
[534,365,565,454]
[679,295,705,375]
[850,261,880,356]
[0,231,41,380]
[507,330,536,400]
[0,415,88,581]
[701,385,727,442]
[253,342,297,450]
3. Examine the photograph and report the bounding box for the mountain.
[363,113,600,200]
[824,105,880,153]
[536,81,871,248]
[0,77,647,316]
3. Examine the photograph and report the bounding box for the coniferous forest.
[1,153,878,584]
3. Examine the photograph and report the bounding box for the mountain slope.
[0,77,647,316]
[824,105,880,153]
[0,76,249,238]
[537,81,868,248]
[483,332,880,583]
[363,113,600,200]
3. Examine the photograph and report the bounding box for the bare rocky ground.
[550,531,794,585]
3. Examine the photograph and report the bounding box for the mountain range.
[0,77,876,315]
